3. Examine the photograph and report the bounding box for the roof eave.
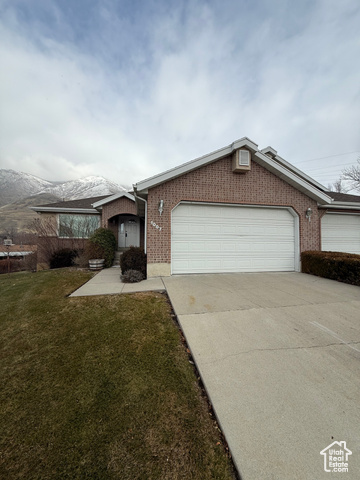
[254,151,332,204]
[29,207,100,214]
[318,201,360,210]
[134,137,258,193]
[91,192,135,208]
[271,153,327,191]
[134,136,332,205]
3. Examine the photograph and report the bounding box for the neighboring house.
[0,243,37,259]
[32,137,360,274]
[31,192,143,269]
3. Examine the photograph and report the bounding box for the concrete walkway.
[70,267,165,296]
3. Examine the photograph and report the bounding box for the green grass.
[0,270,235,480]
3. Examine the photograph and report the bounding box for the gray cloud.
[0,0,359,188]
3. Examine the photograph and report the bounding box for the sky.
[0,0,360,191]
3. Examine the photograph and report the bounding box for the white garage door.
[321,213,360,254]
[171,203,297,274]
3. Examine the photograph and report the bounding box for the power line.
[304,162,355,173]
[296,151,360,165]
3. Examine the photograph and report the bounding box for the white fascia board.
[319,202,360,210]
[91,192,135,208]
[260,146,278,157]
[134,137,258,192]
[272,154,327,191]
[29,207,99,214]
[254,151,332,204]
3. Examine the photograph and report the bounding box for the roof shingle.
[35,195,111,210]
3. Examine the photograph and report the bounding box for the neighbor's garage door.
[171,203,296,274]
[321,213,360,254]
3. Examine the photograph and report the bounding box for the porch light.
[158,199,164,216]
[306,207,313,222]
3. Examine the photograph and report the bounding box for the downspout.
[133,186,147,254]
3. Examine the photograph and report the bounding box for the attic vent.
[232,149,251,173]
[239,150,250,166]
[4,239,12,246]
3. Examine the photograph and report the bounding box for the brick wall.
[36,236,88,267]
[101,197,137,227]
[146,155,321,264]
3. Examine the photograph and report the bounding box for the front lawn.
[0,270,235,479]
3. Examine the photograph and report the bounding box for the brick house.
[133,137,360,276]
[32,137,360,274]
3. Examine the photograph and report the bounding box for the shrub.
[22,253,37,272]
[73,250,90,268]
[120,247,147,278]
[0,259,22,274]
[49,248,78,269]
[87,228,117,268]
[301,250,360,286]
[121,269,145,283]
[84,242,104,261]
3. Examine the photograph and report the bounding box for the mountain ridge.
[0,169,129,234]
[0,169,128,207]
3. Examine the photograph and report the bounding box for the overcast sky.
[1,0,359,190]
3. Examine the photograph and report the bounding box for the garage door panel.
[322,214,360,254]
[172,204,296,274]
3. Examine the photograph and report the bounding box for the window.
[58,214,100,238]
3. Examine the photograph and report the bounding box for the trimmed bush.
[121,269,145,283]
[87,228,117,268]
[120,247,147,278]
[301,250,360,286]
[50,248,78,269]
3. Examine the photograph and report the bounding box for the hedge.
[301,251,360,286]
[50,248,78,269]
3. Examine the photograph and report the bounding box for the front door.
[118,216,140,248]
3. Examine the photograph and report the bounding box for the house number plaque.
[150,220,162,231]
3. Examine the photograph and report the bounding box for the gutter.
[133,186,147,254]
[254,151,333,205]
[29,207,99,214]
[318,202,360,211]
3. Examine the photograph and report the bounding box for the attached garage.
[321,213,360,254]
[171,203,299,274]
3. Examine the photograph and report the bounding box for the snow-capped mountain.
[0,169,128,207]
[39,176,127,200]
[0,169,53,206]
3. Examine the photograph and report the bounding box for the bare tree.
[327,178,349,193]
[28,215,98,268]
[342,157,360,193]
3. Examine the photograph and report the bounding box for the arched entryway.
[118,215,140,248]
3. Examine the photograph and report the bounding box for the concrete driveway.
[162,272,360,480]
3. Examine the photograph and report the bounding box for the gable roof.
[92,192,135,209]
[30,192,136,214]
[319,190,360,210]
[328,191,360,203]
[133,137,333,205]
[30,195,110,214]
